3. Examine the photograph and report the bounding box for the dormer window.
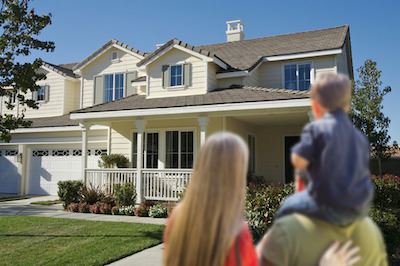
[284,63,312,90]
[111,51,119,62]
[170,65,183,87]
[32,85,49,103]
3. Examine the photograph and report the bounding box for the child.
[276,73,374,225]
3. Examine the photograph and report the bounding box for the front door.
[284,136,300,183]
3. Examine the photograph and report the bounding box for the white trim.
[73,43,144,73]
[264,49,342,62]
[216,71,249,79]
[70,98,310,120]
[141,44,228,70]
[80,77,84,109]
[11,125,107,133]
[41,65,77,81]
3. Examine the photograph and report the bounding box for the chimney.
[226,20,244,42]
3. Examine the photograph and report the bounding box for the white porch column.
[135,119,146,204]
[80,123,89,184]
[17,144,27,195]
[198,116,209,146]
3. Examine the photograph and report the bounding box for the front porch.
[78,105,309,202]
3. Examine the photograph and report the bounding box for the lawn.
[0,216,164,266]
[30,199,62,205]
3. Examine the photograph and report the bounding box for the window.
[248,135,256,174]
[145,133,159,168]
[104,73,124,103]
[284,63,311,90]
[9,92,16,104]
[37,86,46,102]
[111,51,118,61]
[170,65,183,87]
[166,131,194,169]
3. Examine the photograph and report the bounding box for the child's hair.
[164,132,249,266]
[310,73,352,111]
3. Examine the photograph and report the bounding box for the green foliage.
[79,185,104,205]
[373,175,400,209]
[113,183,136,206]
[57,180,83,209]
[350,59,397,162]
[149,204,168,218]
[245,183,294,241]
[0,0,55,142]
[118,205,135,216]
[98,154,129,168]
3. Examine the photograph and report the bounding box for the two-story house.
[0,21,353,201]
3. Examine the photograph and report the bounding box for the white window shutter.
[184,63,191,87]
[32,91,38,102]
[44,85,50,102]
[162,65,169,88]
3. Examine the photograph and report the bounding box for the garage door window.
[32,150,49,157]
[5,150,18,156]
[52,150,70,156]
[94,149,107,156]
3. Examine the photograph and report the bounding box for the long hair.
[165,132,249,266]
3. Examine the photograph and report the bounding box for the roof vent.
[226,20,244,42]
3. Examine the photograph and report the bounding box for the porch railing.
[84,168,191,201]
[85,169,137,194]
[143,169,191,201]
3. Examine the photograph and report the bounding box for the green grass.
[0,216,164,266]
[0,196,31,202]
[30,200,62,206]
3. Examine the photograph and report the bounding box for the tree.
[350,59,397,176]
[0,0,54,142]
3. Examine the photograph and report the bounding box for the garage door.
[0,149,20,194]
[29,147,106,195]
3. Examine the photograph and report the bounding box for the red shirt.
[164,208,258,266]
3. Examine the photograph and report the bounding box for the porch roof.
[72,86,309,114]
[28,114,79,128]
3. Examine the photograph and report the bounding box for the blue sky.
[30,0,399,142]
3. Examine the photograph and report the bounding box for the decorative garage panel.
[32,150,49,157]
[52,150,70,156]
[95,149,107,156]
[5,150,18,156]
[72,149,82,156]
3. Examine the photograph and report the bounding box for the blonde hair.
[164,132,249,266]
[310,73,352,111]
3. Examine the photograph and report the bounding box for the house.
[0,21,353,202]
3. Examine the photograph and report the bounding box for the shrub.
[114,183,136,206]
[119,205,135,216]
[135,203,150,217]
[58,180,84,209]
[89,203,100,214]
[98,154,129,168]
[101,195,116,206]
[78,202,90,213]
[79,186,104,205]
[111,206,120,215]
[149,204,168,218]
[245,183,294,241]
[67,202,79,212]
[98,202,112,214]
[372,174,400,209]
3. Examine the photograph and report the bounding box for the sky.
[29,0,399,142]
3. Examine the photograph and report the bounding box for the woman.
[164,132,360,266]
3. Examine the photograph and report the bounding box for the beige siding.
[217,77,243,88]
[63,80,80,113]
[336,47,349,77]
[147,48,207,98]
[81,47,144,108]
[257,55,337,88]
[1,71,67,118]
[243,67,260,87]
[207,63,218,91]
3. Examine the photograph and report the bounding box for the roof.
[137,39,229,68]
[28,114,79,128]
[73,39,147,71]
[132,76,146,82]
[42,62,79,79]
[73,86,309,114]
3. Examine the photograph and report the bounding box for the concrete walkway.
[0,196,166,225]
[107,244,164,266]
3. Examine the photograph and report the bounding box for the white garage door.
[0,149,20,194]
[29,147,106,195]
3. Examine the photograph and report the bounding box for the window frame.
[36,85,46,102]
[282,61,313,91]
[247,134,256,174]
[165,130,194,169]
[169,64,184,88]
[103,72,125,103]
